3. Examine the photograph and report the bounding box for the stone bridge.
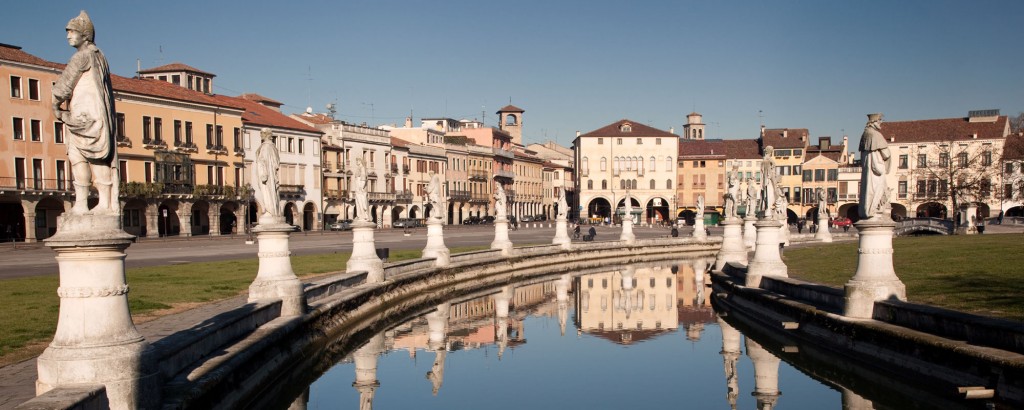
[894,217,953,236]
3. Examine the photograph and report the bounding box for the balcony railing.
[469,170,490,181]
[402,164,410,174]
[836,193,859,201]
[495,170,514,180]
[391,164,399,174]
[280,184,305,197]
[396,191,413,204]
[144,138,168,149]
[493,147,514,159]
[161,183,194,195]
[470,193,490,203]
[369,192,396,202]
[206,144,229,155]
[0,177,72,192]
[449,190,470,202]
[324,189,350,200]
[233,145,245,155]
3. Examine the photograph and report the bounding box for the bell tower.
[497,104,524,145]
[683,112,705,140]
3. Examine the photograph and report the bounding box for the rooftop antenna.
[361,102,375,125]
[305,66,313,113]
[325,102,337,119]
[758,110,765,127]
[135,58,140,78]
[157,45,164,66]
[481,105,485,126]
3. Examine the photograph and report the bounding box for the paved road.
[0,223,684,279]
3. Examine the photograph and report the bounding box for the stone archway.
[916,202,947,219]
[0,199,24,241]
[409,205,420,220]
[34,197,66,240]
[587,197,611,222]
[158,201,181,236]
[645,197,669,224]
[192,200,211,235]
[1006,206,1024,217]
[220,202,239,234]
[891,203,908,221]
[122,198,148,237]
[391,206,405,222]
[303,202,316,231]
[284,202,298,226]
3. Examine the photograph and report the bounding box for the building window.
[898,181,908,199]
[637,138,642,145]
[144,162,153,183]
[917,154,927,168]
[10,76,21,98]
[216,125,224,147]
[656,138,661,145]
[233,127,241,150]
[28,79,40,100]
[597,138,603,145]
[185,121,193,144]
[957,152,967,167]
[827,169,837,181]
[56,160,67,190]
[600,157,607,171]
[601,180,607,189]
[12,117,24,140]
[587,180,593,190]
[803,170,812,182]
[142,116,152,141]
[153,118,162,142]
[939,152,949,167]
[53,122,64,143]
[617,138,622,145]
[32,159,43,190]
[118,160,128,183]
[814,169,825,181]
[171,74,180,85]
[174,120,182,144]
[898,154,908,169]
[26,119,42,142]
[982,151,992,166]
[298,139,304,154]
[206,124,214,147]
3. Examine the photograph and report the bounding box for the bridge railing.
[894,217,954,233]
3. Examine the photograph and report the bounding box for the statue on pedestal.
[53,10,119,214]
[556,188,568,219]
[859,113,892,220]
[817,189,830,220]
[252,128,281,219]
[623,191,633,221]
[427,171,443,220]
[494,181,507,218]
[723,169,740,218]
[696,195,705,219]
[759,147,779,219]
[353,158,370,222]
[745,179,760,217]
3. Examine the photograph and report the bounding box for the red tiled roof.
[497,104,524,113]
[883,116,1009,144]
[240,93,283,107]
[111,75,245,110]
[805,150,843,163]
[211,95,320,134]
[721,139,762,159]
[679,139,728,158]
[0,43,63,70]
[390,137,411,148]
[1003,134,1024,161]
[579,119,677,139]
[294,112,335,125]
[760,128,809,149]
[139,62,215,77]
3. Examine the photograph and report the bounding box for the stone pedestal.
[743,215,757,251]
[815,216,833,242]
[347,220,384,283]
[552,217,571,250]
[956,203,979,235]
[715,217,748,271]
[746,338,782,410]
[422,218,450,267]
[843,218,906,319]
[746,219,788,287]
[693,218,707,240]
[38,213,159,410]
[249,217,305,316]
[777,219,790,246]
[491,216,513,255]
[619,216,636,243]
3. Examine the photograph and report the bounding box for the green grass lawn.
[0,246,486,365]
[784,234,1024,321]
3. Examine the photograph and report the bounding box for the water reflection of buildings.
[574,259,716,344]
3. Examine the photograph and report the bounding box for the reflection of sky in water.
[305,278,842,409]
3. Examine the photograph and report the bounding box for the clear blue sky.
[5,1,1022,149]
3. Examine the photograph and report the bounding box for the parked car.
[535,214,547,221]
[328,220,352,231]
[393,218,422,228]
[830,217,852,227]
[482,216,495,224]
[520,215,534,223]
[464,216,482,225]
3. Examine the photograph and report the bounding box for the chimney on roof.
[669,127,675,134]
[405,116,413,128]
[842,135,848,148]
[819,137,831,150]
[576,131,580,138]
[760,125,765,137]
[783,128,788,139]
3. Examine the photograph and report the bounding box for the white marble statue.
[493,181,507,218]
[859,113,892,220]
[759,146,779,219]
[353,158,370,222]
[427,171,443,220]
[723,169,740,218]
[54,10,119,214]
[696,194,705,218]
[817,189,829,219]
[623,191,633,221]
[745,179,760,217]
[556,188,568,219]
[252,128,281,218]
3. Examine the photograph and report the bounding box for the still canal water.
[258,258,984,409]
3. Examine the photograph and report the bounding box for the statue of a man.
[859,113,892,220]
[759,146,778,218]
[493,181,507,218]
[54,10,119,214]
[556,188,568,219]
[817,189,829,220]
[426,171,442,220]
[723,169,740,218]
[696,195,705,218]
[622,191,633,221]
[252,128,281,218]
[353,158,370,222]
[745,179,760,217]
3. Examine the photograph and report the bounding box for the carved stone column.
[715,217,748,271]
[746,219,788,287]
[491,216,513,256]
[146,203,160,238]
[347,220,384,283]
[249,217,304,316]
[208,204,221,236]
[38,213,158,409]
[743,214,757,251]
[422,218,450,267]
[619,215,636,243]
[552,215,571,250]
[843,218,905,319]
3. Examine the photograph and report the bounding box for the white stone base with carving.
[552,217,571,250]
[815,216,833,242]
[491,217,513,256]
[743,215,757,251]
[619,216,636,243]
[715,217,748,271]
[956,203,979,235]
[746,219,788,287]
[693,218,707,240]
[249,217,305,316]
[38,213,159,410]
[778,220,790,246]
[347,220,384,283]
[843,218,906,319]
[422,218,450,267]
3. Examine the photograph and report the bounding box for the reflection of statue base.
[715,217,748,270]
[746,219,788,287]
[619,216,635,243]
[250,216,305,316]
[815,216,833,242]
[552,216,571,249]
[693,218,707,240]
[743,215,757,251]
[39,212,160,410]
[348,219,384,283]
[422,218,450,267]
[491,216,513,255]
[843,218,905,319]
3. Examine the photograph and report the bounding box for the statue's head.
[764,146,774,157]
[867,113,883,127]
[66,10,95,44]
[260,128,273,142]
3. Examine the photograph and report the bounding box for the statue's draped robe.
[859,126,890,219]
[54,43,116,164]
